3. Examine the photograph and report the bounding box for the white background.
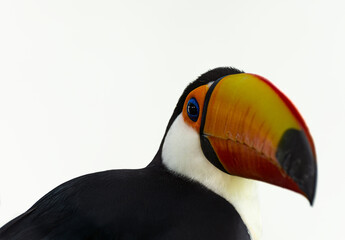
[0,1,344,239]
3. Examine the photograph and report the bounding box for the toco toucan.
[0,67,317,240]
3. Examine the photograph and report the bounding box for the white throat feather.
[162,114,262,240]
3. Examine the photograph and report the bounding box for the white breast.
[162,114,262,240]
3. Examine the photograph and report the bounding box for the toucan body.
[0,67,317,240]
[0,167,250,239]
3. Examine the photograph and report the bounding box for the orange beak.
[200,73,317,204]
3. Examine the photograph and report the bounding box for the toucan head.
[159,67,317,207]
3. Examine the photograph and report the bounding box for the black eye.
[187,98,199,122]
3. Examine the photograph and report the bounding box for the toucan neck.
[160,114,262,240]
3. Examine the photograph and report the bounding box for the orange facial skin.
[182,84,210,132]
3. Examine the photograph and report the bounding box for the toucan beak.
[200,73,317,205]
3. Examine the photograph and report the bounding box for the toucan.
[0,67,317,240]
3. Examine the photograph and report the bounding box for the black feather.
[0,165,250,240]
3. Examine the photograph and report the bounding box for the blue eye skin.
[187,98,199,122]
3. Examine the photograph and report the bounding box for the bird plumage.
[0,67,316,240]
[0,162,250,240]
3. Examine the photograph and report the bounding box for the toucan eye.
[187,98,199,122]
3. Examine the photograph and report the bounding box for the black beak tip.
[276,129,317,206]
[306,170,317,206]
